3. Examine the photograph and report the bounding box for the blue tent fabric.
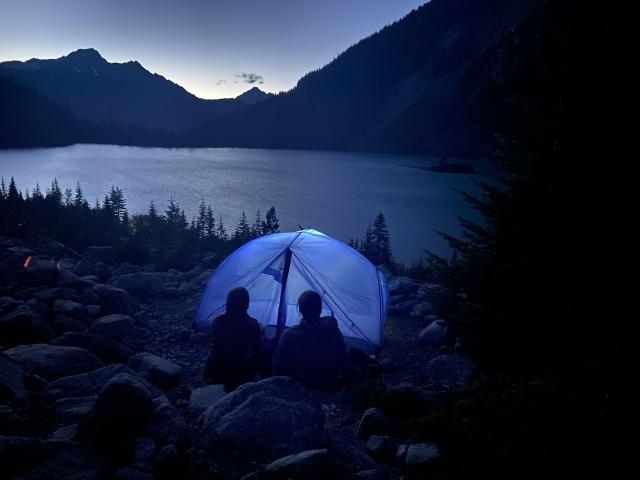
[195,229,389,353]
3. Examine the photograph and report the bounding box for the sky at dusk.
[0,0,426,99]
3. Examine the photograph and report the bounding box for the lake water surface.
[0,144,484,262]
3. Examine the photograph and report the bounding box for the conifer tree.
[205,206,216,238]
[263,206,280,235]
[216,217,227,240]
[234,211,252,242]
[252,209,263,237]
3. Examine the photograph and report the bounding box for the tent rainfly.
[195,229,389,353]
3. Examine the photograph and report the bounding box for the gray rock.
[53,299,85,318]
[388,299,419,316]
[25,299,49,318]
[91,284,137,315]
[133,437,156,462]
[88,314,134,341]
[358,407,391,439]
[188,384,227,412]
[86,373,154,463]
[79,289,100,306]
[0,352,26,403]
[84,305,101,318]
[51,396,97,422]
[365,435,398,461]
[0,305,55,347]
[0,436,108,480]
[32,287,76,303]
[52,314,87,333]
[154,444,183,477]
[388,277,420,295]
[4,344,103,381]
[265,448,332,479]
[0,297,21,314]
[115,467,154,480]
[388,294,407,305]
[128,352,182,390]
[49,423,78,441]
[112,262,142,276]
[58,270,92,290]
[198,376,324,456]
[405,442,442,471]
[425,354,477,390]
[395,444,408,463]
[417,319,451,346]
[43,364,159,401]
[52,332,129,364]
[145,396,189,448]
[111,273,165,299]
[410,302,433,318]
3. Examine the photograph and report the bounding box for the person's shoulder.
[212,314,227,327]
[320,315,339,329]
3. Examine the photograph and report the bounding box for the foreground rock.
[128,352,182,390]
[417,319,451,346]
[198,376,324,457]
[52,332,129,364]
[82,373,153,464]
[358,408,391,439]
[265,448,333,479]
[0,353,26,403]
[88,314,134,341]
[0,305,55,347]
[404,442,443,473]
[188,385,227,413]
[4,344,104,381]
[425,355,477,390]
[110,273,165,299]
[0,436,108,480]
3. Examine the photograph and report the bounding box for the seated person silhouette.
[204,287,270,391]
[274,290,348,392]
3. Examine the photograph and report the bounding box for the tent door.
[273,247,293,348]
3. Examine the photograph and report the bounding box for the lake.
[0,144,485,263]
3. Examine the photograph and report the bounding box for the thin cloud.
[215,79,228,86]
[235,72,264,84]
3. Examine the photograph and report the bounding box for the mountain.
[236,87,273,105]
[0,48,244,133]
[184,0,561,156]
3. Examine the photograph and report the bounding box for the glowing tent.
[195,229,389,353]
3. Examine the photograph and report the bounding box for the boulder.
[365,435,398,461]
[0,353,26,403]
[154,443,184,479]
[115,467,154,480]
[0,305,55,347]
[58,270,91,290]
[79,289,100,306]
[128,353,182,390]
[425,355,477,390]
[4,344,104,382]
[133,436,156,463]
[0,297,21,314]
[25,299,49,318]
[84,305,101,318]
[84,373,154,464]
[88,314,134,341]
[358,408,391,439]
[388,294,407,306]
[51,396,97,422]
[110,273,165,299]
[32,287,76,303]
[22,259,58,286]
[0,436,108,480]
[404,442,442,472]
[43,364,143,401]
[91,284,137,315]
[112,262,142,277]
[188,384,227,413]
[52,332,129,364]
[388,277,420,295]
[388,299,418,316]
[53,299,85,318]
[410,302,433,318]
[51,314,87,334]
[417,319,451,346]
[145,396,189,448]
[198,376,325,456]
[265,448,332,479]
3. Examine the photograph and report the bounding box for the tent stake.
[273,247,293,348]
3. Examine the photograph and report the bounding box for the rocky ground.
[0,236,478,479]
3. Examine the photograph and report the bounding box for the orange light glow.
[23,256,32,268]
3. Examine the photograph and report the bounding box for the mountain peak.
[64,48,106,63]
[236,87,272,105]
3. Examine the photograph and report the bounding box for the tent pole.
[273,247,293,348]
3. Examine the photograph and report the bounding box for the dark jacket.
[274,316,348,392]
[204,312,266,389]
